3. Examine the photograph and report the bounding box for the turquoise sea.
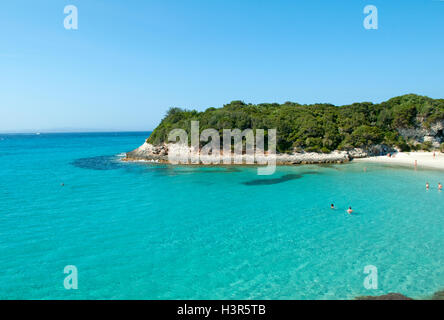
[0,132,443,299]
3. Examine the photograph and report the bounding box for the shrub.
[421,141,433,151]
[397,141,411,152]
[348,126,384,147]
[320,146,331,154]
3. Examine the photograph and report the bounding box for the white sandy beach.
[354,152,444,170]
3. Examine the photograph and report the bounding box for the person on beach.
[347,207,353,214]
[426,182,430,190]
[439,183,442,191]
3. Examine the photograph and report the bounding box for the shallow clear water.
[0,132,443,299]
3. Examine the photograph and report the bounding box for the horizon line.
[0,130,153,134]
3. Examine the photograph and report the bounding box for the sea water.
[0,132,443,299]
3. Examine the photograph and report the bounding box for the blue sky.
[1,0,444,132]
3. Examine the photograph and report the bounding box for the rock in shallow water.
[431,290,444,300]
[355,293,413,300]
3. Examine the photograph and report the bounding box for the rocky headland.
[124,141,396,165]
[125,94,444,166]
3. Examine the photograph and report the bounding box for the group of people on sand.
[330,204,353,214]
[426,182,442,190]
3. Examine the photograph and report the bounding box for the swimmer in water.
[331,204,335,209]
[347,207,353,214]
[439,183,442,191]
[426,182,430,190]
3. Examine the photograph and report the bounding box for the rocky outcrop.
[346,145,397,158]
[125,141,405,164]
[125,140,406,165]
[355,288,444,300]
[355,293,413,300]
[125,142,354,164]
[398,120,444,148]
[275,151,349,164]
[125,142,169,162]
[431,290,444,300]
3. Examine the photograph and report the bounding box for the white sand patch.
[354,152,444,170]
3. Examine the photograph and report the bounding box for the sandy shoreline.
[354,151,444,170]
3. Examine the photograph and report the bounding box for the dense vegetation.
[147,94,444,153]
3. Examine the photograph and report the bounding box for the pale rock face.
[366,144,396,156]
[346,145,396,158]
[126,142,168,160]
[397,120,444,146]
[423,136,441,147]
[397,128,429,142]
[347,148,368,158]
[430,120,444,134]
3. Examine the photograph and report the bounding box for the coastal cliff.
[126,94,444,164]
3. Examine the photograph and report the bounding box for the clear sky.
[1,0,444,132]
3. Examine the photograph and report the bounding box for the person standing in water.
[347,207,353,214]
[439,183,442,191]
[331,204,335,209]
[426,182,430,190]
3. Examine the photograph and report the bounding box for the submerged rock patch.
[242,171,319,186]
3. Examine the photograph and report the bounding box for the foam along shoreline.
[354,151,444,170]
